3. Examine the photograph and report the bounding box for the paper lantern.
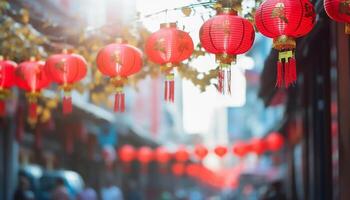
[172,163,185,176]
[119,145,136,163]
[266,132,284,152]
[137,146,154,164]
[186,164,200,177]
[45,50,87,114]
[146,23,194,102]
[214,145,228,158]
[16,59,51,120]
[232,141,250,158]
[324,0,350,34]
[155,147,171,164]
[175,146,189,163]
[255,0,316,87]
[97,39,143,112]
[194,144,208,160]
[0,56,16,117]
[249,138,267,155]
[200,8,255,94]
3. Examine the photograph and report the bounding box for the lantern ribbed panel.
[16,61,51,92]
[0,60,16,88]
[45,53,87,84]
[200,14,255,55]
[255,0,315,38]
[97,43,143,77]
[324,0,350,23]
[145,27,194,65]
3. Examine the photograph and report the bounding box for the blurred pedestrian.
[77,185,97,200]
[13,175,35,200]
[52,178,69,200]
[101,179,123,200]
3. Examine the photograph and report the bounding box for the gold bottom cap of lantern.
[273,35,296,51]
[216,54,236,65]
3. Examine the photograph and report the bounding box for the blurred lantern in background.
[266,132,285,152]
[0,56,16,117]
[172,162,185,177]
[255,0,316,87]
[45,50,87,114]
[155,146,171,173]
[200,6,255,95]
[324,0,350,34]
[249,138,266,156]
[145,23,194,102]
[16,58,51,121]
[214,145,228,158]
[186,163,200,177]
[194,144,208,161]
[119,144,136,163]
[232,141,250,158]
[97,39,143,112]
[137,146,154,173]
[175,146,190,163]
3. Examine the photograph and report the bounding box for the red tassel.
[290,57,297,84]
[276,61,283,88]
[29,102,37,120]
[63,96,72,115]
[284,61,291,88]
[120,93,125,112]
[114,93,120,112]
[164,81,168,101]
[169,80,175,102]
[114,92,125,112]
[0,100,5,117]
[218,69,223,94]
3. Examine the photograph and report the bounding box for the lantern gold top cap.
[160,22,177,28]
[216,7,238,15]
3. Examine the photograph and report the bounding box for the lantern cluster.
[255,0,316,87]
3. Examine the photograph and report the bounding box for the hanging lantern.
[266,132,284,152]
[186,163,200,177]
[172,163,185,177]
[255,0,316,87]
[137,146,154,165]
[194,144,208,161]
[174,146,189,163]
[214,145,228,158]
[45,50,87,114]
[232,141,250,158]
[145,23,194,102]
[16,59,51,120]
[155,146,171,164]
[0,56,16,117]
[119,144,136,163]
[97,39,143,112]
[200,7,255,94]
[249,138,267,156]
[324,0,350,34]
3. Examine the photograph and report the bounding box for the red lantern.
[16,59,51,120]
[175,146,189,163]
[0,56,16,117]
[194,144,208,160]
[324,0,350,34]
[145,23,194,102]
[186,163,200,177]
[255,0,316,87]
[232,141,250,158]
[155,147,171,164]
[200,8,255,94]
[172,163,185,176]
[119,144,136,163]
[266,132,284,152]
[45,50,87,114]
[214,145,228,158]
[249,138,266,155]
[137,146,154,164]
[97,40,143,112]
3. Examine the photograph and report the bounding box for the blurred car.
[19,164,43,199]
[38,170,84,200]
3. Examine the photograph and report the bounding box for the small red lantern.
[0,56,16,117]
[200,8,255,94]
[175,146,189,163]
[186,164,200,177]
[266,132,284,152]
[249,138,267,156]
[214,145,228,158]
[194,144,208,161]
[172,163,185,176]
[255,0,316,87]
[145,23,194,102]
[97,39,143,112]
[325,0,350,34]
[119,144,136,163]
[16,59,51,120]
[155,147,171,164]
[45,50,87,114]
[137,146,154,164]
[232,141,250,158]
